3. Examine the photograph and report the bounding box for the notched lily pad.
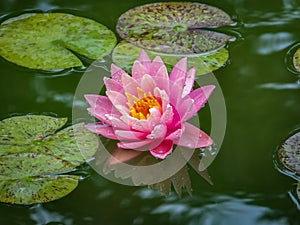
[0,175,79,204]
[116,2,235,54]
[278,132,300,176]
[112,41,229,75]
[0,13,117,70]
[0,115,99,204]
[0,115,98,165]
[293,48,300,72]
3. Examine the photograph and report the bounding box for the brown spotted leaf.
[117,2,234,54]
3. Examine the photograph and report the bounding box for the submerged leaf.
[293,48,300,72]
[0,13,116,70]
[116,2,234,54]
[112,41,229,75]
[0,175,79,204]
[278,131,300,176]
[148,165,192,196]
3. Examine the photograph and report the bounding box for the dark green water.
[1,0,300,224]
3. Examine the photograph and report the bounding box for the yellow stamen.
[129,93,162,120]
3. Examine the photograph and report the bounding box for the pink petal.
[122,73,139,96]
[186,85,215,119]
[146,124,167,139]
[117,139,153,150]
[169,57,187,82]
[115,130,147,141]
[131,107,161,133]
[132,60,149,80]
[87,108,112,125]
[138,50,151,65]
[141,74,156,94]
[174,122,213,148]
[153,65,169,93]
[182,67,196,98]
[150,140,173,159]
[108,148,142,165]
[153,87,169,111]
[85,94,111,109]
[85,123,118,139]
[176,98,196,122]
[106,90,127,106]
[106,114,130,130]
[166,129,183,140]
[104,77,123,93]
[160,104,174,125]
[111,64,127,84]
[149,56,165,76]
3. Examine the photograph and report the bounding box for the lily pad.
[0,13,117,70]
[0,153,75,178]
[278,132,300,176]
[0,175,79,204]
[112,41,229,75]
[0,115,98,166]
[293,48,300,72]
[0,115,98,204]
[116,2,234,54]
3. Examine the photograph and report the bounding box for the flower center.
[129,95,161,120]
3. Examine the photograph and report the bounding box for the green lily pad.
[0,153,75,178]
[0,13,117,70]
[0,115,98,166]
[278,132,300,176]
[112,41,229,75]
[0,175,79,204]
[0,115,99,204]
[116,2,234,54]
[293,48,300,72]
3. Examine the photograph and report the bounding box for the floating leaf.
[44,123,99,166]
[0,115,99,204]
[0,175,79,204]
[0,115,98,166]
[0,153,74,178]
[278,132,300,176]
[293,48,300,72]
[112,41,229,75]
[116,2,234,54]
[0,13,117,70]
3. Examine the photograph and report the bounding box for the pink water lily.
[85,51,214,159]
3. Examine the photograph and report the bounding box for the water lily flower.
[85,51,214,159]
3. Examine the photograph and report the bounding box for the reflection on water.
[30,204,72,225]
[255,32,295,55]
[258,82,300,90]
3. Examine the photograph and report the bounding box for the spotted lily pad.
[0,175,79,204]
[293,48,300,72]
[116,2,234,54]
[112,41,229,75]
[0,115,98,204]
[278,132,300,176]
[0,13,117,70]
[0,115,98,166]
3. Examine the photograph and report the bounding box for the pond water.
[1,0,300,224]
